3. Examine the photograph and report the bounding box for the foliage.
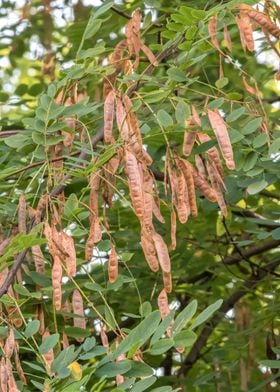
[0,0,280,391]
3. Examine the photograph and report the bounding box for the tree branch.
[178,258,280,377]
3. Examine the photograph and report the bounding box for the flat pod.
[52,255,62,311]
[141,230,159,272]
[72,289,86,336]
[152,232,171,273]
[108,246,118,283]
[157,288,170,319]
[104,89,115,144]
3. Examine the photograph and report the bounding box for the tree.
[0,0,280,390]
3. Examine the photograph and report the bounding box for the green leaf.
[51,345,78,374]
[125,361,154,377]
[174,330,197,348]
[259,360,280,369]
[208,98,224,109]
[215,78,229,89]
[247,180,268,195]
[157,109,173,128]
[39,333,60,354]
[172,300,197,335]
[112,311,161,360]
[167,67,187,82]
[4,133,30,149]
[149,339,174,355]
[84,18,102,39]
[241,117,262,135]
[175,101,191,124]
[64,194,79,218]
[243,152,258,172]
[253,133,268,148]
[191,299,223,329]
[271,228,280,240]
[226,92,243,101]
[130,376,157,392]
[150,310,175,346]
[94,1,114,18]
[139,302,152,317]
[95,360,132,378]
[269,138,280,155]
[64,327,91,339]
[79,346,107,360]
[227,107,246,122]
[81,337,96,352]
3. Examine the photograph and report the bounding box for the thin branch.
[177,258,280,377]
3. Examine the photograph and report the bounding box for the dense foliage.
[0,0,280,391]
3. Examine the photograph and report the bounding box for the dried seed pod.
[124,148,144,219]
[38,305,45,335]
[140,42,158,66]
[104,89,115,144]
[183,131,197,156]
[0,237,12,257]
[42,329,54,376]
[31,245,45,275]
[163,271,172,293]
[171,210,177,251]
[109,39,127,72]
[116,96,130,141]
[242,77,258,96]
[6,358,19,392]
[140,229,159,272]
[4,328,15,359]
[72,289,86,336]
[100,322,109,348]
[197,132,224,179]
[142,166,154,229]
[178,159,198,217]
[85,217,102,261]
[152,198,165,224]
[0,357,8,392]
[223,23,232,51]
[108,246,118,283]
[175,170,189,223]
[52,255,62,311]
[60,232,76,278]
[14,343,27,385]
[239,4,280,39]
[208,15,220,50]
[195,154,207,179]
[62,331,69,349]
[208,109,235,170]
[239,9,255,51]
[18,194,26,233]
[157,288,170,320]
[206,160,228,217]
[152,232,170,273]
[235,15,247,52]
[193,172,217,202]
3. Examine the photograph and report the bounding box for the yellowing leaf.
[68,361,82,381]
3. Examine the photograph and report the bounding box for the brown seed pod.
[140,42,158,66]
[175,170,189,224]
[52,255,62,311]
[85,217,102,261]
[193,171,217,202]
[104,89,115,144]
[0,237,12,257]
[72,289,86,336]
[152,198,165,224]
[163,271,172,293]
[197,132,224,179]
[116,96,130,141]
[18,194,26,233]
[124,148,144,219]
[208,15,220,50]
[4,328,15,359]
[6,358,19,392]
[242,77,258,97]
[31,245,45,275]
[152,232,170,273]
[108,246,118,283]
[142,166,154,229]
[157,288,170,320]
[60,232,76,278]
[37,305,45,335]
[14,343,27,385]
[195,154,207,179]
[62,331,69,349]
[100,322,109,348]
[170,210,177,251]
[0,357,8,392]
[239,9,255,51]
[183,131,197,156]
[178,159,198,217]
[42,329,54,376]
[239,4,280,39]
[109,39,127,73]
[223,23,232,51]
[140,229,159,272]
[206,160,228,217]
[208,109,235,170]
